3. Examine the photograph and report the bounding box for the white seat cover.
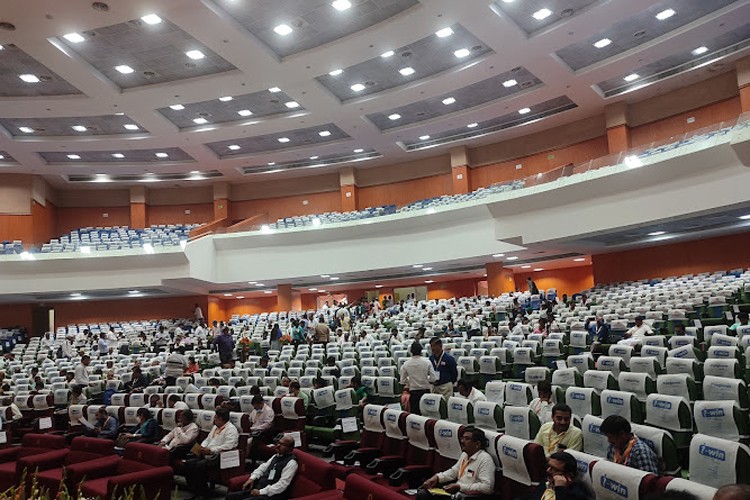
[689,433,749,488]
[582,415,609,458]
[694,400,743,441]
[591,460,650,500]
[496,434,534,486]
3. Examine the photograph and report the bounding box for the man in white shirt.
[618,315,654,347]
[73,355,91,386]
[184,408,239,498]
[193,322,208,341]
[194,303,204,322]
[228,435,298,500]
[467,313,482,337]
[61,334,76,359]
[528,380,554,424]
[159,408,199,458]
[456,379,486,405]
[400,341,437,415]
[41,332,55,351]
[167,394,189,410]
[97,333,109,357]
[421,427,495,500]
[249,395,275,434]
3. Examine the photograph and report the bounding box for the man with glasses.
[227,434,298,500]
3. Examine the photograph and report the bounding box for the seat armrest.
[19,449,69,472]
[326,440,359,460]
[363,455,403,475]
[345,448,382,467]
[106,466,174,500]
[67,455,120,483]
[0,448,21,463]
[389,465,432,489]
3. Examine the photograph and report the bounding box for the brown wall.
[32,201,57,246]
[592,232,750,284]
[56,206,131,236]
[513,266,595,297]
[427,278,480,301]
[52,295,208,328]
[230,190,341,224]
[357,173,453,209]
[147,203,215,226]
[0,304,33,331]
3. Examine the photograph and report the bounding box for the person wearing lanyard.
[533,404,583,456]
[429,337,457,402]
[184,408,240,499]
[400,341,436,415]
[419,427,495,500]
[600,415,661,474]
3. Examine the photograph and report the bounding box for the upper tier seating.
[37,224,200,254]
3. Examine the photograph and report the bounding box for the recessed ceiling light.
[330,277,340,281]
[237,109,253,116]
[274,24,293,36]
[318,130,331,137]
[329,69,343,76]
[381,50,395,58]
[419,135,430,140]
[123,124,139,130]
[388,113,401,120]
[521,265,531,269]
[141,14,162,25]
[223,293,233,297]
[67,154,81,160]
[155,152,169,158]
[353,148,364,153]
[114,112,125,116]
[375,284,383,288]
[655,8,676,20]
[18,127,34,133]
[190,170,200,174]
[351,83,366,92]
[115,65,135,74]
[435,27,454,38]
[185,50,205,60]
[467,123,478,128]
[623,73,639,82]
[738,215,750,220]
[532,8,552,20]
[309,288,318,292]
[63,33,85,43]
[19,74,40,83]
[423,267,433,271]
[309,156,319,160]
[502,79,517,87]
[71,125,87,132]
[255,283,265,287]
[228,144,240,150]
[425,280,434,284]
[268,162,276,166]
[169,104,185,110]
[71,293,81,297]
[492,253,504,258]
[692,46,708,56]
[248,282,257,285]
[574,258,586,262]
[236,296,245,299]
[593,38,612,49]
[193,117,208,125]
[506,256,519,261]
[648,231,666,236]
[285,101,300,108]
[534,268,544,272]
[399,67,415,76]
[321,274,330,278]
[413,264,423,268]
[454,48,470,58]
[277,137,290,143]
[518,107,531,114]
[442,97,456,105]
[269,87,281,93]
[318,289,327,293]
[219,96,233,102]
[331,0,352,11]
[112,153,124,158]
[0,155,5,160]
[624,155,643,168]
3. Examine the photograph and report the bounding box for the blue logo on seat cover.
[600,476,628,497]
[409,421,422,430]
[588,423,601,434]
[701,408,725,418]
[478,407,490,416]
[439,428,453,438]
[570,392,585,400]
[425,399,435,406]
[387,413,397,422]
[699,444,726,461]
[606,396,624,406]
[510,415,524,423]
[502,445,517,459]
[652,400,672,410]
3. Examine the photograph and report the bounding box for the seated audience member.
[158,408,199,459]
[350,376,372,408]
[168,394,189,410]
[618,315,654,347]
[68,384,87,405]
[585,316,611,354]
[227,435,298,500]
[85,406,118,440]
[185,356,200,375]
[534,404,583,456]
[122,407,158,444]
[280,376,291,388]
[250,395,275,434]
[125,366,148,392]
[600,415,661,474]
[288,381,309,408]
[456,378,486,405]
[529,380,554,424]
[541,451,596,500]
[325,356,341,377]
[420,427,494,500]
[146,394,164,409]
[730,312,749,332]
[184,408,239,499]
[713,484,750,500]
[673,323,687,336]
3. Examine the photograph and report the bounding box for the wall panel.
[357,173,452,209]
[32,200,57,246]
[0,303,33,331]
[513,266,595,297]
[147,203,214,226]
[53,295,207,328]
[230,190,341,224]
[56,206,131,236]
[427,278,479,301]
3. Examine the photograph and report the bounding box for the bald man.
[227,434,298,500]
[714,484,750,500]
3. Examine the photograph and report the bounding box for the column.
[486,262,515,297]
[450,146,470,194]
[213,182,230,220]
[737,56,750,113]
[605,102,631,153]
[339,167,358,212]
[129,186,147,228]
[277,284,293,311]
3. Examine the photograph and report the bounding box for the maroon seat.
[23,436,115,494]
[344,473,409,500]
[0,433,67,491]
[67,442,173,500]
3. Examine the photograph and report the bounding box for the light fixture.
[492,253,504,258]
[521,265,531,269]
[329,69,343,76]
[264,290,274,294]
[574,258,586,262]
[502,79,517,87]
[593,38,612,49]
[318,289,327,293]
[350,83,366,92]
[260,224,271,233]
[267,162,276,166]
[353,148,364,153]
[219,96,233,102]
[310,156,319,160]
[309,288,318,292]
[435,27,454,38]
[624,155,642,168]
[467,123,478,128]
[648,231,666,236]
[248,281,257,285]
[413,264,423,268]
[332,0,352,11]
[115,65,135,74]
[169,104,185,110]
[237,109,253,116]
[692,46,708,56]
[256,283,265,287]
[123,124,139,130]
[142,243,155,254]
[18,127,34,133]
[381,50,394,58]
[129,290,141,295]
[285,101,300,108]
[312,218,322,227]
[63,33,85,43]
[518,107,531,114]
[454,48,470,58]
[19,74,40,83]
[67,154,81,160]
[155,152,169,158]
[330,277,340,281]
[318,130,331,137]
[321,274,330,278]
[224,293,233,297]
[228,144,241,150]
[506,256,519,261]
[423,267,433,271]
[399,67,415,76]
[442,97,456,105]
[185,50,205,60]
[532,8,552,20]
[0,155,4,160]
[277,137,290,143]
[623,73,639,82]
[71,125,87,132]
[274,24,293,36]
[375,284,383,288]
[419,135,430,140]
[655,8,675,20]
[738,215,750,220]
[141,13,162,24]
[269,87,281,93]
[80,246,91,254]
[236,296,244,299]
[71,293,82,297]
[534,268,544,272]
[388,113,401,120]
[425,280,434,284]
[193,117,208,125]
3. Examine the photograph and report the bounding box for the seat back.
[582,415,609,458]
[524,367,551,385]
[601,390,641,423]
[597,356,626,377]
[551,367,582,390]
[503,406,540,440]
[566,387,601,418]
[609,344,634,367]
[641,346,668,369]
[433,420,464,471]
[312,387,336,409]
[645,394,692,433]
[689,433,750,488]
[629,357,660,379]
[617,372,654,402]
[591,460,654,500]
[473,401,504,431]
[564,449,601,488]
[704,359,740,379]
[694,400,748,441]
[334,388,355,411]
[496,434,545,487]
[630,423,680,476]
[656,374,697,402]
[485,381,506,405]
[505,382,533,407]
[664,478,717,500]
[419,393,447,419]
[584,370,617,393]
[703,376,748,410]
[446,397,473,425]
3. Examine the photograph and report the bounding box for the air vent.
[560,8,574,17]
[0,22,16,31]
[633,30,646,38]
[91,2,109,12]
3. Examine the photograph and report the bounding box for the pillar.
[737,56,750,113]
[605,102,631,153]
[277,284,293,311]
[486,262,515,296]
[213,182,230,220]
[339,167,358,212]
[129,186,147,228]
[450,146,471,194]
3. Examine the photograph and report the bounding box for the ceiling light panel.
[56,16,236,89]
[39,147,194,164]
[0,115,147,137]
[209,0,418,58]
[0,152,15,163]
[491,0,598,36]
[555,0,736,72]
[67,170,222,183]
[366,69,542,131]
[206,123,350,157]
[156,88,301,129]
[242,149,381,175]
[594,23,750,98]
[401,95,577,151]
[0,44,81,97]
[316,24,493,101]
